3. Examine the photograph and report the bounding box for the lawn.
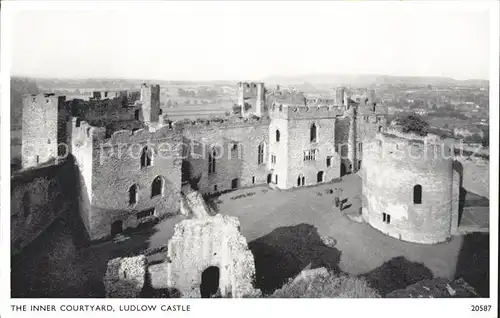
[12,174,489,297]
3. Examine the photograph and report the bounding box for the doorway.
[267,173,272,184]
[111,220,123,237]
[231,178,239,190]
[200,266,220,298]
[340,163,347,177]
[317,171,324,183]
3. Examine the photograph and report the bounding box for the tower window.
[129,184,139,205]
[310,123,317,142]
[303,149,317,161]
[326,156,332,167]
[151,176,164,197]
[271,154,277,164]
[276,129,280,142]
[208,148,216,174]
[258,142,265,165]
[413,184,422,204]
[141,146,153,167]
[382,213,391,224]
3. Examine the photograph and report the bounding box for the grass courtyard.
[11,174,489,298]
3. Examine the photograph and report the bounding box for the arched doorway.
[231,178,239,189]
[340,163,347,177]
[200,266,220,298]
[111,220,123,237]
[317,171,324,183]
[267,173,272,184]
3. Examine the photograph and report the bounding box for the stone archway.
[200,266,220,298]
[317,171,324,183]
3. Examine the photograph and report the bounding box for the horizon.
[9,72,491,83]
[6,1,493,81]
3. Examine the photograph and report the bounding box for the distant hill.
[265,74,489,87]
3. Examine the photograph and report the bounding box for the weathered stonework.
[104,255,147,298]
[361,128,460,244]
[10,159,75,254]
[164,213,257,298]
[21,94,67,168]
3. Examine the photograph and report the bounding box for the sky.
[8,1,493,81]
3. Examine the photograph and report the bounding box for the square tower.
[21,94,67,168]
[140,83,160,125]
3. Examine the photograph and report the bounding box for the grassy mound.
[268,269,380,298]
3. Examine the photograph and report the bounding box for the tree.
[394,114,430,136]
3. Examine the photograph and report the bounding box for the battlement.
[23,93,65,105]
[179,115,271,131]
[269,102,346,120]
[237,81,265,99]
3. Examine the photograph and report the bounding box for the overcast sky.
[9,2,492,81]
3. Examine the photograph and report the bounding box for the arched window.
[297,174,305,186]
[310,123,317,142]
[208,148,216,174]
[413,184,422,204]
[257,142,265,165]
[151,176,164,197]
[276,130,280,142]
[141,146,152,167]
[22,193,31,218]
[129,184,138,205]
[317,171,324,183]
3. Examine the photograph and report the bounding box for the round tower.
[360,129,459,244]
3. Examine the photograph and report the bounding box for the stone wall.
[21,94,66,168]
[458,157,489,198]
[183,121,270,194]
[104,255,147,298]
[88,128,183,240]
[164,214,256,298]
[286,117,340,188]
[361,132,458,244]
[11,160,74,253]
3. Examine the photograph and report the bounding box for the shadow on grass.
[141,269,181,298]
[454,232,489,297]
[248,223,341,295]
[360,256,434,296]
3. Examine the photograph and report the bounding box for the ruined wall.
[104,255,147,298]
[70,118,101,236]
[21,94,66,168]
[141,84,161,124]
[457,157,489,198]
[183,119,270,194]
[237,82,265,117]
[361,132,457,244]
[165,214,256,298]
[88,125,183,240]
[10,160,74,253]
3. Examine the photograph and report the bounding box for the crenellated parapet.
[269,102,346,120]
[70,117,183,148]
[372,128,453,168]
[180,115,271,132]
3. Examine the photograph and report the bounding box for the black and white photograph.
[1,1,498,316]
